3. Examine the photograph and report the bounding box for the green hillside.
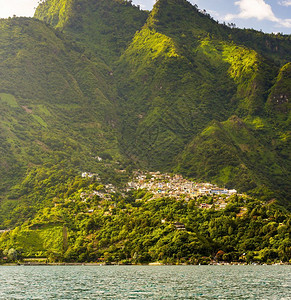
[0,17,122,225]
[35,0,148,64]
[115,0,290,201]
[176,116,290,200]
[34,0,291,200]
[1,174,290,264]
[0,0,290,257]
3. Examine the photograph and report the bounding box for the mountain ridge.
[112,0,290,202]
[0,0,290,265]
[0,0,289,229]
[35,0,149,65]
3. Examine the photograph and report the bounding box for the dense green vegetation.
[28,0,290,203]
[35,0,148,64]
[0,0,290,262]
[115,0,290,202]
[0,16,122,225]
[0,175,290,264]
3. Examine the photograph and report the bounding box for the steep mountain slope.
[0,0,289,229]
[176,116,290,199]
[0,0,290,263]
[115,0,290,199]
[35,0,148,64]
[0,17,121,224]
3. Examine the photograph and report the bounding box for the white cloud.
[206,9,222,19]
[279,0,291,6]
[133,0,155,10]
[225,0,278,21]
[224,0,291,28]
[0,0,39,18]
[279,18,291,27]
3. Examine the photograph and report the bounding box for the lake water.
[0,265,290,299]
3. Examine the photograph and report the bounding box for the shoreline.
[1,262,290,266]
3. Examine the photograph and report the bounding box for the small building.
[210,189,229,195]
[219,203,227,209]
[198,188,211,195]
[173,222,186,230]
[201,203,211,209]
[82,172,99,179]
[228,189,237,195]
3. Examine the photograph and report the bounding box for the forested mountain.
[35,0,148,64]
[115,0,290,201]
[30,0,291,203]
[0,16,120,224]
[0,0,290,262]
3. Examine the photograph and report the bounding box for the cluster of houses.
[80,183,117,202]
[80,170,240,211]
[81,172,100,180]
[127,171,237,200]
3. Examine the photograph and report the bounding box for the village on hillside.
[128,171,237,197]
[81,170,242,210]
[126,171,240,208]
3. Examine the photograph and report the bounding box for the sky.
[0,0,290,34]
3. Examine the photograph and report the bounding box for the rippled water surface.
[0,265,290,299]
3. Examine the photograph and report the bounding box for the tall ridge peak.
[34,0,74,28]
[0,0,288,221]
[35,0,148,64]
[145,0,226,39]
